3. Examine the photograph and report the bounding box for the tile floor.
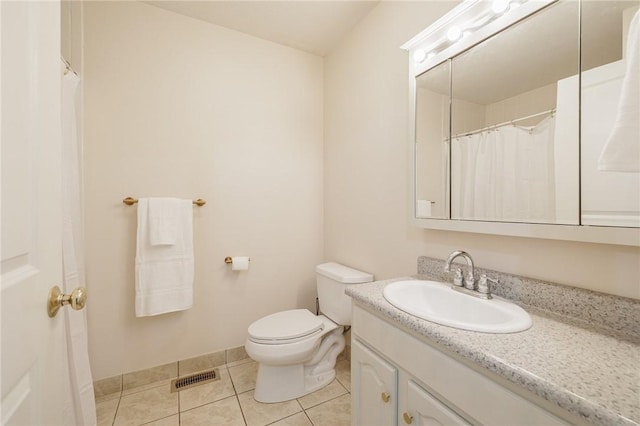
[96,358,351,426]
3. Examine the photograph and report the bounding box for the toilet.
[245,262,373,403]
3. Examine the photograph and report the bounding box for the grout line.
[177,384,181,426]
[111,395,121,426]
[302,409,314,426]
[263,411,305,426]
[299,390,350,411]
[138,413,178,426]
[225,364,249,426]
[226,364,240,396]
[235,393,249,426]
[121,380,172,397]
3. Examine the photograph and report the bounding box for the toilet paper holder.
[224,256,250,264]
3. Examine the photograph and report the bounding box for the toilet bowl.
[245,263,373,403]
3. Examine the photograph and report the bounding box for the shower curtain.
[62,60,97,425]
[451,115,557,223]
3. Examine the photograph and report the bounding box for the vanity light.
[447,26,462,41]
[413,49,427,63]
[405,0,529,67]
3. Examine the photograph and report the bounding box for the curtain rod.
[448,108,556,140]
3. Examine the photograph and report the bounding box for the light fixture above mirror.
[411,0,530,65]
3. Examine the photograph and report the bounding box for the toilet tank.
[316,262,373,325]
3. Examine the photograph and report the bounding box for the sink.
[383,280,532,333]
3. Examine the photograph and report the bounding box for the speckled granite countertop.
[346,261,640,426]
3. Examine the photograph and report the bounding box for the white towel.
[148,197,181,245]
[598,10,640,172]
[135,198,194,317]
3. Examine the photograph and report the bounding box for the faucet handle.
[478,274,498,299]
[453,268,464,287]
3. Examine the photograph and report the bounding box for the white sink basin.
[383,280,532,333]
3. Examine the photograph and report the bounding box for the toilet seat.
[248,309,324,345]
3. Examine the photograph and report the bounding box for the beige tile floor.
[96,358,351,426]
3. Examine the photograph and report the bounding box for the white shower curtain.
[451,116,557,223]
[62,60,97,426]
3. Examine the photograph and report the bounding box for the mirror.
[408,0,640,244]
[450,0,579,224]
[415,60,450,219]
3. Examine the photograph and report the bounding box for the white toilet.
[245,262,373,403]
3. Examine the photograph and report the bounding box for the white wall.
[83,2,324,380]
[83,0,640,380]
[324,2,640,300]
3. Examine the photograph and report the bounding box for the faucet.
[444,250,475,290]
[443,251,495,300]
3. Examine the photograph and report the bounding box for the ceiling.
[145,1,379,56]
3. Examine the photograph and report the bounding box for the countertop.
[346,276,640,426]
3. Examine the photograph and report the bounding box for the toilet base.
[252,328,345,403]
[253,364,336,403]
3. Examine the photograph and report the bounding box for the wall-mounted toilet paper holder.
[224,256,251,264]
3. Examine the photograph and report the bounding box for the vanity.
[346,0,640,423]
[347,256,640,426]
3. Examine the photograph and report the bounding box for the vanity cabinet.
[353,338,470,426]
[351,304,572,426]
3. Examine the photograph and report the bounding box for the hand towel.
[148,197,181,245]
[135,198,194,317]
[598,10,640,172]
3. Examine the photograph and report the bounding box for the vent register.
[170,368,220,393]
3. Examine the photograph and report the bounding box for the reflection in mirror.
[449,1,579,224]
[415,61,450,219]
[581,1,640,228]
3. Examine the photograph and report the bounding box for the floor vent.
[170,368,220,393]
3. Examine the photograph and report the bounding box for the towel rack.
[123,197,206,206]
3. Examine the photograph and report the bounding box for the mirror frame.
[403,0,640,246]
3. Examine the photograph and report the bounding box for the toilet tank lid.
[316,262,373,284]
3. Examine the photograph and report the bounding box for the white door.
[1,1,70,425]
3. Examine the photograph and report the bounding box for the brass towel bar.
[123,197,206,206]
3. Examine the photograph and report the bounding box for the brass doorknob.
[403,412,414,424]
[381,392,391,403]
[48,286,87,318]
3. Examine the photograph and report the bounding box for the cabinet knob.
[381,392,391,403]
[403,412,413,424]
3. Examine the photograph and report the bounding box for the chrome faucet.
[444,250,475,290]
[443,251,496,300]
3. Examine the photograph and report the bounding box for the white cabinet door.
[402,380,470,426]
[352,339,398,426]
